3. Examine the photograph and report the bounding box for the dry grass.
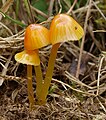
[0,0,106,120]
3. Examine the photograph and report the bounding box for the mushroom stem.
[34,65,43,101]
[38,43,60,105]
[27,65,34,108]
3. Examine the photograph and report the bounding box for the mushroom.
[38,14,84,105]
[15,50,40,108]
[24,24,50,101]
[15,24,50,107]
[24,24,50,50]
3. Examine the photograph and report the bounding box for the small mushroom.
[24,24,50,50]
[15,24,50,107]
[24,24,50,102]
[38,14,84,105]
[15,50,40,65]
[15,50,40,108]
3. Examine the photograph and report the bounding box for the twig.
[96,97,106,113]
[92,1,106,20]
[65,71,95,89]
[64,43,98,61]
[0,62,6,69]
[96,55,105,95]
[27,0,35,23]
[76,0,92,78]
[88,24,102,51]
[89,73,106,86]
[48,0,55,17]
[67,0,77,14]
[93,30,106,32]
[0,22,13,35]
[0,0,13,20]
[31,6,48,18]
[58,0,62,13]
[0,52,13,86]
[0,30,24,49]
[52,78,95,96]
[73,1,100,14]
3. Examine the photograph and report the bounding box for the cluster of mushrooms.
[15,14,84,108]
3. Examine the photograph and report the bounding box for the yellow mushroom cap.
[24,24,50,50]
[50,14,84,45]
[15,50,40,66]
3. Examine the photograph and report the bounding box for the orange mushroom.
[24,24,49,50]
[15,24,50,107]
[15,50,40,65]
[38,14,84,105]
[24,24,50,102]
[15,50,40,108]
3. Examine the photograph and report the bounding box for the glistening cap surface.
[24,24,50,50]
[49,14,84,45]
[15,50,40,66]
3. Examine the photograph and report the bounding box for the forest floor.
[0,0,106,120]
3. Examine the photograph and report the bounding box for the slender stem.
[27,65,34,108]
[38,43,60,105]
[34,65,43,101]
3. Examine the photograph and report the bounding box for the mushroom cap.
[15,50,40,66]
[49,14,84,45]
[24,24,50,50]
